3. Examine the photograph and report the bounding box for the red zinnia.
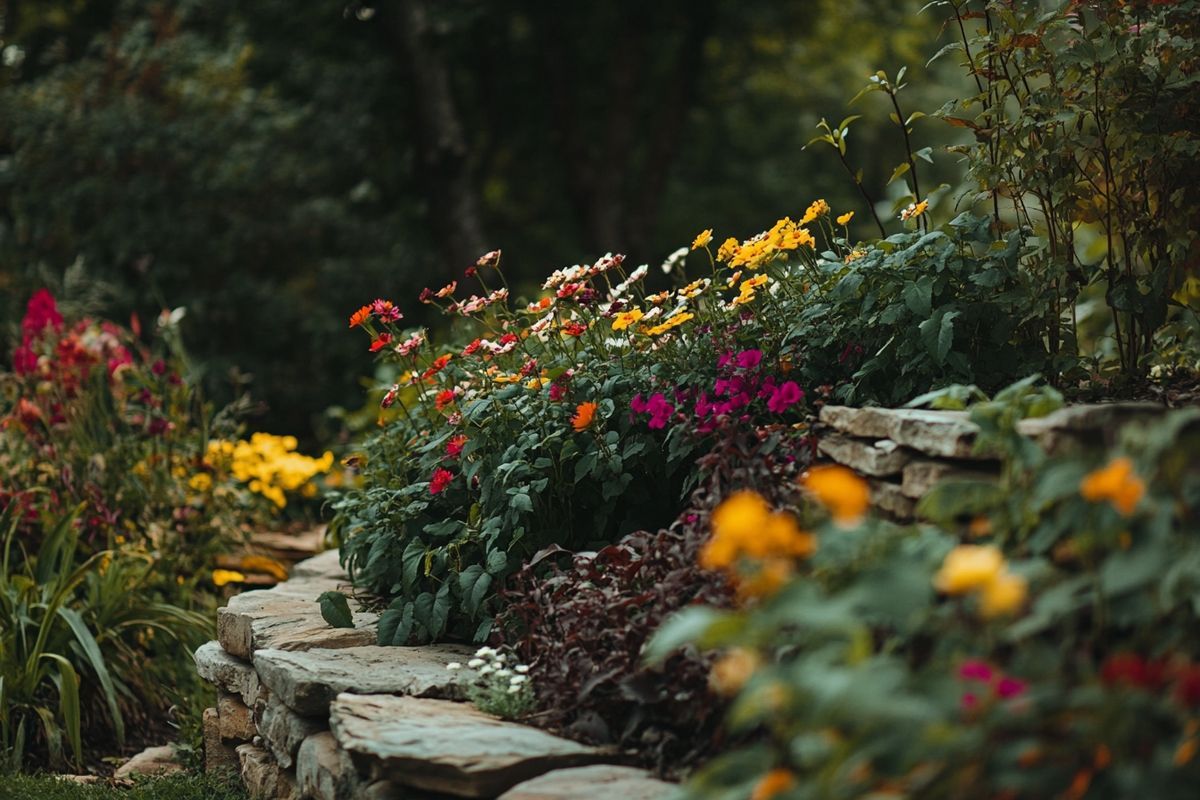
[422,354,452,380]
[446,435,468,458]
[369,333,393,352]
[349,304,372,328]
[435,389,456,410]
[430,467,454,495]
[462,338,483,357]
[562,322,587,337]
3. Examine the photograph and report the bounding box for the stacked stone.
[195,550,675,800]
[817,402,1164,521]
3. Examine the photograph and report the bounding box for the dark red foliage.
[496,427,813,777]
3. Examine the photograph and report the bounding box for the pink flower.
[645,393,675,430]
[446,435,468,458]
[430,467,454,495]
[735,349,763,370]
[767,381,804,413]
[12,343,37,374]
[959,660,995,683]
[381,385,399,409]
[21,289,63,338]
[630,394,649,414]
[995,677,1027,699]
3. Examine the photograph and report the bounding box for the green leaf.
[888,162,912,186]
[378,603,414,646]
[318,591,355,629]
[644,607,738,665]
[56,607,123,748]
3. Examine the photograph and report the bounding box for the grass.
[0,772,247,800]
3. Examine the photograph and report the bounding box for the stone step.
[901,459,997,499]
[817,433,912,477]
[290,548,346,580]
[217,581,378,659]
[195,640,262,707]
[237,742,298,800]
[868,479,916,521]
[820,406,982,459]
[255,644,473,716]
[497,765,677,800]
[329,695,614,798]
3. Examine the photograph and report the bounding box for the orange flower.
[751,769,797,800]
[709,647,761,696]
[421,354,452,380]
[572,401,598,432]
[348,304,372,328]
[800,465,869,525]
[1080,457,1144,516]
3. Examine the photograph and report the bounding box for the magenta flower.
[767,381,804,413]
[430,467,454,495]
[645,393,675,429]
[995,676,1027,699]
[958,660,995,682]
[735,349,763,370]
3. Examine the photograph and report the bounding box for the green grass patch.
[0,772,246,800]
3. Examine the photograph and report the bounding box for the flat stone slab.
[821,406,982,459]
[255,645,473,716]
[817,433,912,477]
[901,460,997,499]
[195,640,262,706]
[260,695,326,769]
[498,765,678,800]
[290,548,346,580]
[217,579,378,659]
[869,480,916,521]
[114,744,183,779]
[330,695,613,798]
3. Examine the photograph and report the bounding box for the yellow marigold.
[709,647,761,696]
[188,473,213,492]
[836,211,854,225]
[571,401,598,432]
[646,311,694,337]
[612,308,644,331]
[800,465,869,525]
[800,199,830,225]
[740,274,770,293]
[933,545,1004,595]
[900,199,929,221]
[701,491,816,573]
[751,769,797,800]
[779,227,815,250]
[691,228,713,250]
[979,570,1028,617]
[679,279,709,299]
[736,557,795,600]
[212,569,246,587]
[1080,457,1144,516]
[716,237,740,263]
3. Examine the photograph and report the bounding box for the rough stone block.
[817,433,912,477]
[901,460,998,500]
[289,548,344,580]
[260,695,326,770]
[238,743,295,800]
[217,581,378,659]
[821,406,983,459]
[196,640,262,707]
[330,695,613,798]
[869,480,916,521]
[254,644,472,716]
[205,706,242,775]
[297,731,361,800]
[498,765,678,800]
[219,692,258,743]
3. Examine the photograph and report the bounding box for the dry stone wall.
[195,550,676,800]
[816,402,1164,520]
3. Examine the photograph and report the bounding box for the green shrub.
[650,379,1200,798]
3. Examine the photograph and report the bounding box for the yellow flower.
[900,199,929,221]
[836,211,854,226]
[709,647,761,696]
[212,569,246,587]
[844,248,867,264]
[979,570,1028,617]
[691,229,713,250]
[1080,457,1144,516]
[700,491,816,576]
[800,465,869,525]
[716,237,740,263]
[933,545,1004,595]
[645,311,694,337]
[611,309,644,331]
[188,473,213,492]
[740,275,769,293]
[800,199,830,225]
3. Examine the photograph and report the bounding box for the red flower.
[369,333,393,352]
[462,338,483,357]
[435,389,456,410]
[349,304,372,328]
[1174,664,1200,708]
[12,343,37,375]
[562,321,587,337]
[1101,652,1165,690]
[430,467,454,495]
[499,333,518,346]
[422,354,452,380]
[21,289,63,338]
[446,435,468,458]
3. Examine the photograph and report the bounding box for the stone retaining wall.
[816,401,1164,520]
[195,550,675,800]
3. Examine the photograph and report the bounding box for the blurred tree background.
[0,0,967,440]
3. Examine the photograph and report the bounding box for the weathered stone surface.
[219,692,258,742]
[289,547,344,580]
[869,480,916,521]
[196,640,262,706]
[901,460,998,499]
[217,581,378,659]
[260,696,326,769]
[1016,402,1166,453]
[114,744,183,779]
[821,406,982,459]
[238,743,292,800]
[255,645,472,716]
[251,526,327,564]
[330,695,612,798]
[497,765,678,800]
[297,732,362,800]
[204,707,242,775]
[817,433,912,477]
[277,769,301,800]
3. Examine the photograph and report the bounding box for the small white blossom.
[509,674,529,685]
[446,662,462,671]
[491,661,505,670]
[507,685,522,694]
[660,246,689,275]
[514,664,530,674]
[475,646,496,659]
[467,658,485,668]
[479,665,494,676]
[494,668,513,678]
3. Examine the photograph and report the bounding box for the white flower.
[475,646,496,659]
[491,661,505,670]
[494,668,513,678]
[467,658,485,668]
[507,685,522,694]
[514,665,530,674]
[509,674,528,685]
[493,653,507,663]
[479,665,494,676]
[660,246,689,275]
[446,662,462,671]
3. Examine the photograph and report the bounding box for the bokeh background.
[0,0,970,440]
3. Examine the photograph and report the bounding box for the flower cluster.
[447,645,533,719]
[700,490,816,599]
[205,433,333,508]
[933,544,1028,618]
